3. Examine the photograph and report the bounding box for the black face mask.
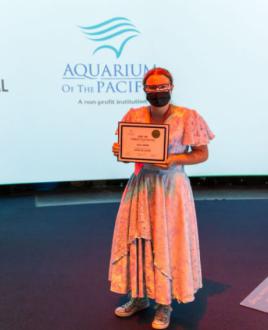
[146,91,171,107]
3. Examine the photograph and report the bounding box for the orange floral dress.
[108,104,215,305]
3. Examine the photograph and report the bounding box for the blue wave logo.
[79,17,140,58]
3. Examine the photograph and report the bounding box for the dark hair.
[143,67,173,86]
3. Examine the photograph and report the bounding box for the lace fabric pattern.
[109,105,215,305]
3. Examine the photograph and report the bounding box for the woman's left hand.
[153,146,209,169]
[152,154,177,169]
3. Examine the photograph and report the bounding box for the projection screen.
[0,0,267,184]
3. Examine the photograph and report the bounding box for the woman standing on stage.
[109,67,214,329]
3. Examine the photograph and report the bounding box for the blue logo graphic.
[79,17,140,58]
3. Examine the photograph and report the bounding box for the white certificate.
[118,122,169,163]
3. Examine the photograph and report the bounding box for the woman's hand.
[152,154,177,169]
[152,146,209,169]
[112,142,119,157]
[112,142,130,163]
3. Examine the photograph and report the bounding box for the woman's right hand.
[112,142,119,157]
[112,142,130,163]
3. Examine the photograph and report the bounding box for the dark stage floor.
[0,196,268,330]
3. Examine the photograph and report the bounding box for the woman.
[109,67,214,329]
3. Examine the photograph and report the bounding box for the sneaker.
[114,297,150,317]
[152,304,172,329]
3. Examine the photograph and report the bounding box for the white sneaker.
[114,297,150,317]
[152,304,172,329]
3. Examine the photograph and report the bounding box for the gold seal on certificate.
[118,122,169,163]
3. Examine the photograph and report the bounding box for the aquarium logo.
[79,17,140,58]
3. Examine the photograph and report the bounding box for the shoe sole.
[114,303,150,317]
[151,321,170,329]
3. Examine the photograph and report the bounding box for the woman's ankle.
[155,303,172,310]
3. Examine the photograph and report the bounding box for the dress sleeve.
[182,110,215,146]
[115,108,133,135]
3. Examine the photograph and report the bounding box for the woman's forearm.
[171,146,208,165]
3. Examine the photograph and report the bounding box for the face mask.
[146,91,171,107]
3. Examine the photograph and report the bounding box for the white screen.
[0,0,268,184]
